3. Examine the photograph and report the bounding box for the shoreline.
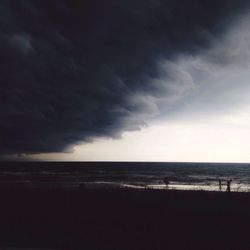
[0,180,248,193]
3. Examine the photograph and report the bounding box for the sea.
[0,162,250,192]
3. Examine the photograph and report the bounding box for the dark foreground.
[0,188,250,250]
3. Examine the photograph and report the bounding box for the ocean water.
[0,162,250,192]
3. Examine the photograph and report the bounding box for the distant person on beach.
[227,179,232,192]
[219,179,222,191]
[163,178,169,189]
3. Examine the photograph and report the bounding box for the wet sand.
[0,187,250,250]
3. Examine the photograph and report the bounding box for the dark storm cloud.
[0,0,250,154]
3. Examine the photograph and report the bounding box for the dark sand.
[0,187,250,250]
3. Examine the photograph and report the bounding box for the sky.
[2,1,250,162]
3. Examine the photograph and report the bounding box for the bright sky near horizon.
[27,107,250,162]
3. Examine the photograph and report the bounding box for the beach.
[0,187,250,250]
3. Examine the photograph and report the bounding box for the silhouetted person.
[227,179,232,193]
[219,179,222,191]
[163,178,169,189]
